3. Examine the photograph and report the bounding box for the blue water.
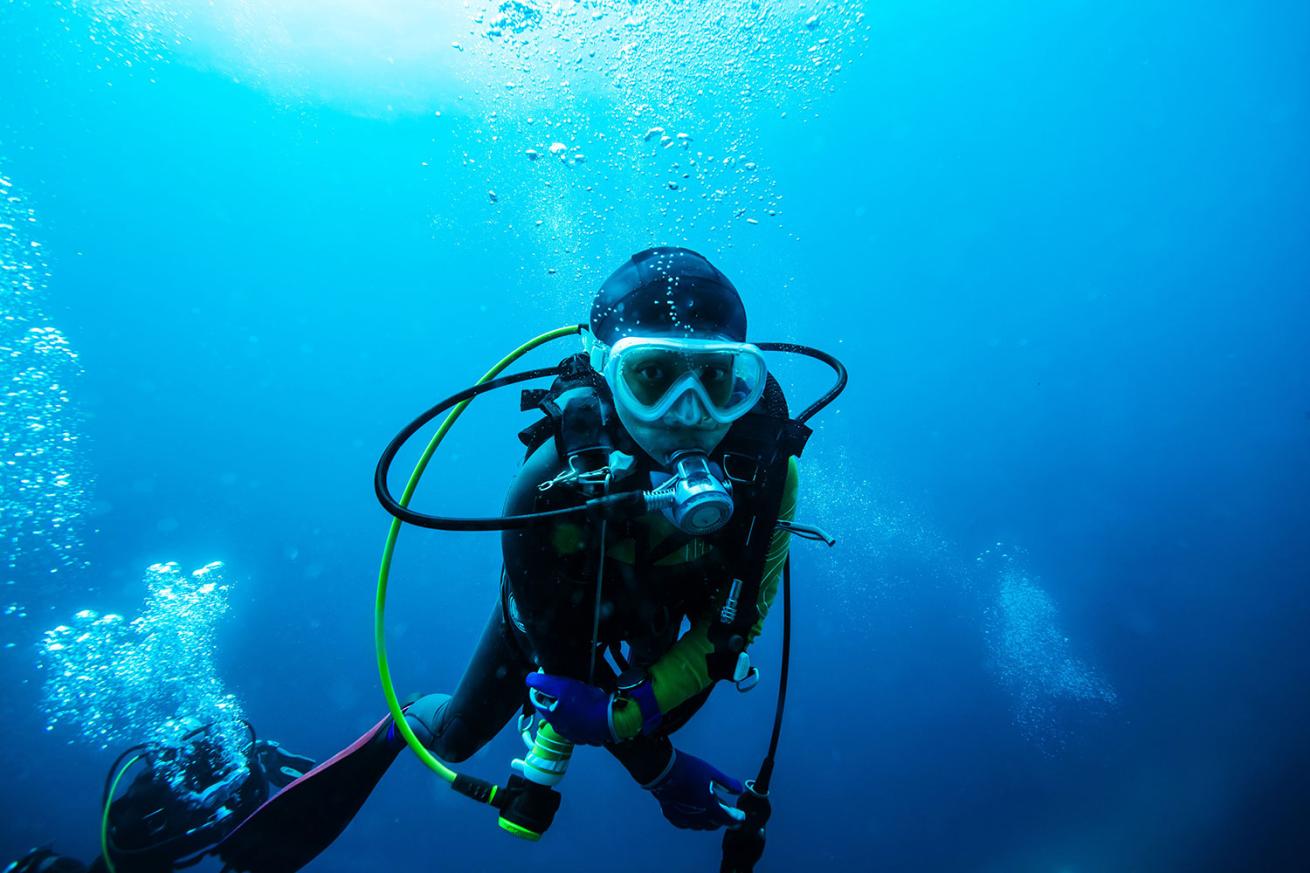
[2,2,1308,871]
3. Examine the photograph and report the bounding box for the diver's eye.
[637,364,666,383]
[700,365,729,383]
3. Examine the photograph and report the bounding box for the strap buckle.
[733,652,760,692]
[538,451,635,492]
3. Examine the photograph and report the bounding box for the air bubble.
[40,561,249,795]
[1,173,90,617]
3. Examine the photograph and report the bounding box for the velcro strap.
[520,388,549,411]
[706,648,742,682]
[628,682,663,735]
[781,419,813,456]
[517,417,554,450]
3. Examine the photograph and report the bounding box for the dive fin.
[217,713,402,873]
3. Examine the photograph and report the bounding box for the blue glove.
[525,673,615,746]
[645,748,746,831]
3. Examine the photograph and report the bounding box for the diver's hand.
[644,748,746,831]
[524,673,616,746]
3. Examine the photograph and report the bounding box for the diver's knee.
[403,693,452,749]
[401,693,491,762]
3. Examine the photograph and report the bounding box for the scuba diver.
[4,722,314,873]
[217,246,845,873]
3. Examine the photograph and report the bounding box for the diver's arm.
[500,442,597,673]
[610,458,799,740]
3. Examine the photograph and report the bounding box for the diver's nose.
[664,390,711,427]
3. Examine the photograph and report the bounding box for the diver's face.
[614,389,732,466]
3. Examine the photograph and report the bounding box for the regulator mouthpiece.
[648,452,734,535]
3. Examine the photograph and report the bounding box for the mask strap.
[580,329,609,373]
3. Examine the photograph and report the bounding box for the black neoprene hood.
[590,247,747,344]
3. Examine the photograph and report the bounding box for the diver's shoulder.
[504,441,569,515]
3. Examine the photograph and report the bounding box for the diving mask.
[586,334,768,426]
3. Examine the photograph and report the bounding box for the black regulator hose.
[373,365,645,531]
[755,342,848,423]
[720,556,792,873]
[758,555,794,793]
[374,342,846,533]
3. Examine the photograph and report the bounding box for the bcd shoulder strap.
[516,353,610,459]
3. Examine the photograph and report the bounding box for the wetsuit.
[416,435,799,784]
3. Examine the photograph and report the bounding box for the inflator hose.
[375,324,582,796]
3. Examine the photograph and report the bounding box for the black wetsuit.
[420,436,754,783]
